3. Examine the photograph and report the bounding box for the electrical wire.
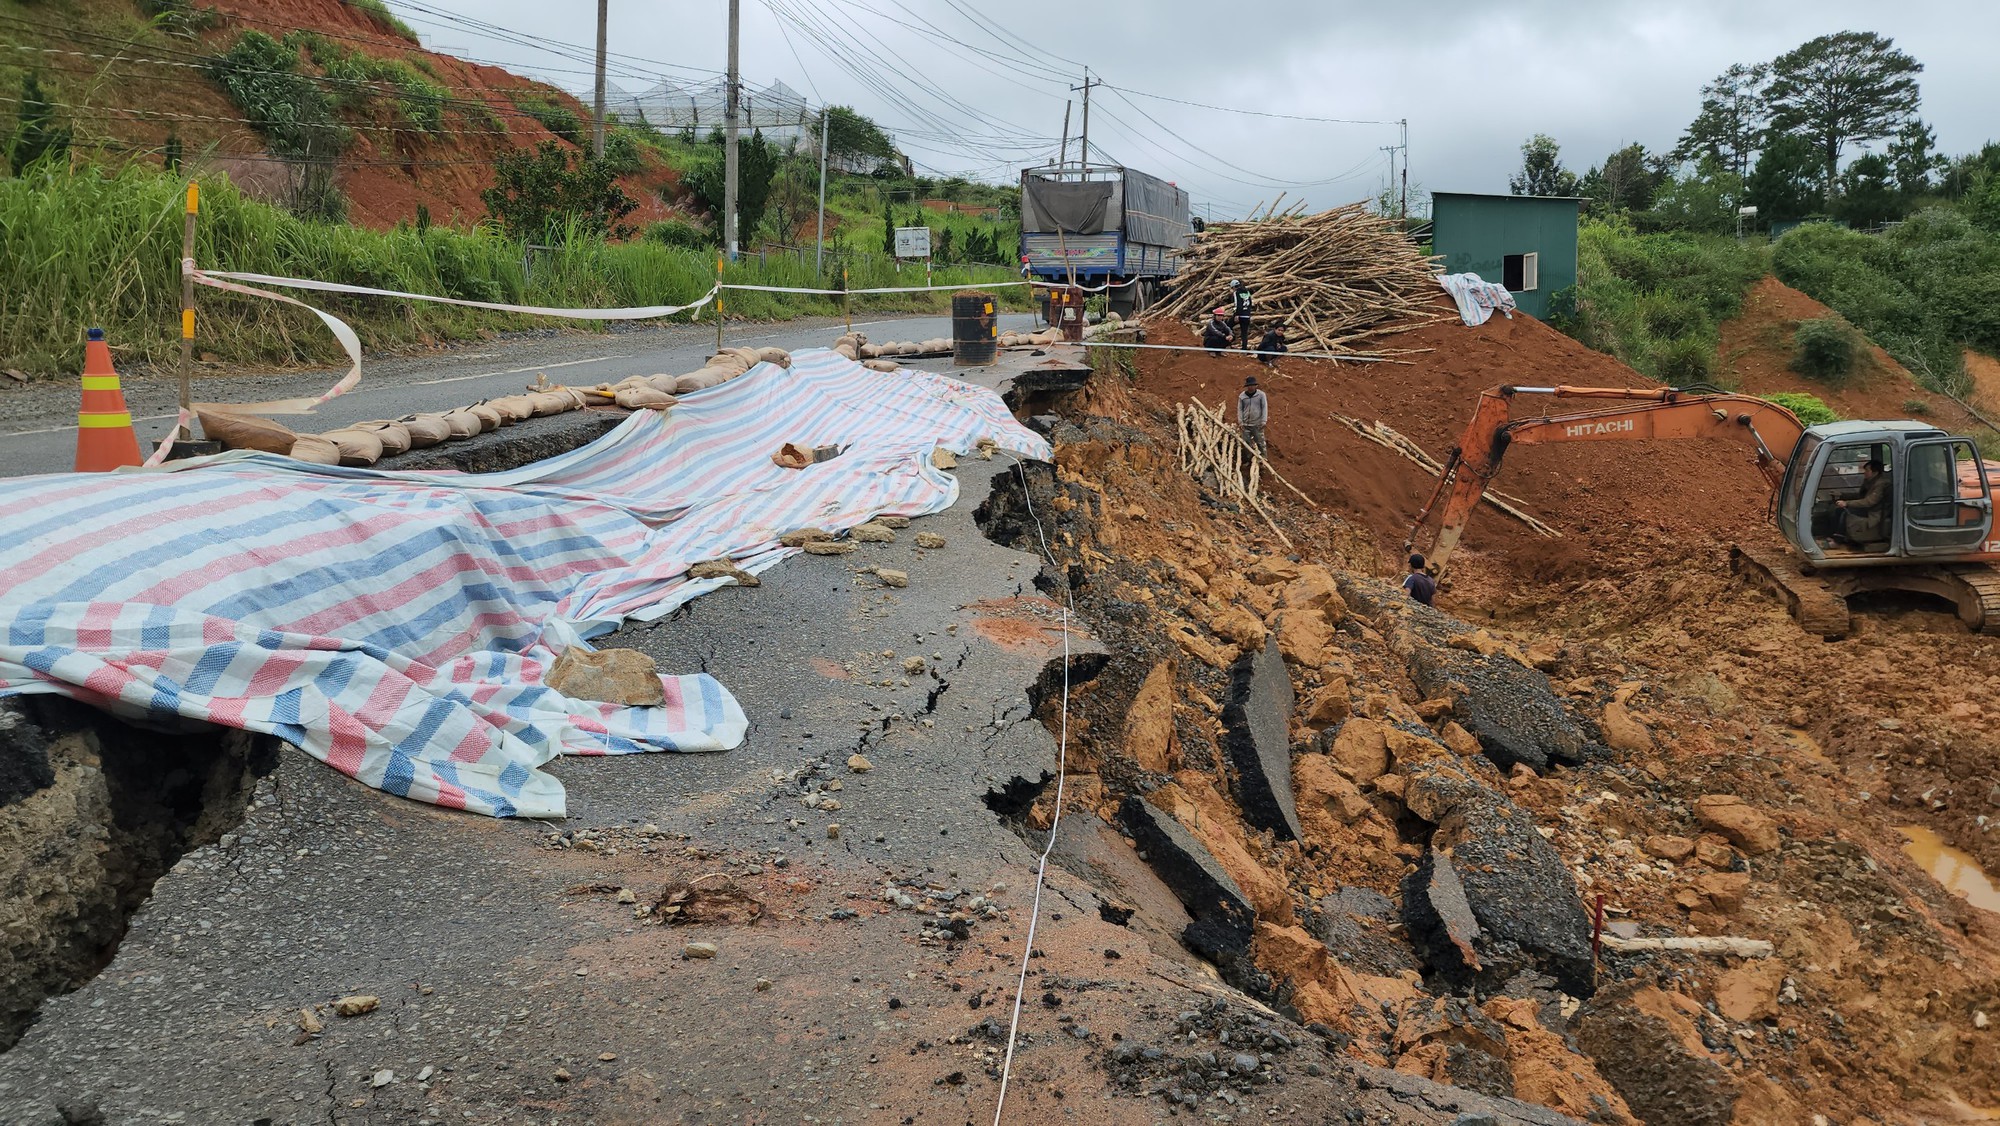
[989,454,1074,1126]
[1102,83,1403,126]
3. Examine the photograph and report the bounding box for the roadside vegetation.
[0,163,1025,376]
[1526,30,1999,399]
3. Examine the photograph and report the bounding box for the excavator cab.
[1777,421,1995,565]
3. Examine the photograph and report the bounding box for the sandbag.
[528,392,572,418]
[320,428,385,467]
[771,442,813,470]
[488,396,535,423]
[354,420,411,456]
[287,434,341,464]
[197,409,297,454]
[614,386,676,411]
[859,344,882,359]
[402,415,451,448]
[439,410,482,439]
[728,346,762,369]
[832,343,858,361]
[468,405,504,432]
[755,347,791,368]
[675,370,729,394]
[862,359,900,373]
[644,373,682,394]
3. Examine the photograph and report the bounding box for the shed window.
[1503,252,1539,292]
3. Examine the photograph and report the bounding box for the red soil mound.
[1717,276,1981,431]
[1133,301,1772,596]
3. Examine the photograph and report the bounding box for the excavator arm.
[1408,385,1808,572]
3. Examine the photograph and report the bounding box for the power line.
[1102,82,1404,126]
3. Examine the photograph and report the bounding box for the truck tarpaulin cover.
[1022,175,1118,235]
[1120,170,1191,250]
[0,350,1049,819]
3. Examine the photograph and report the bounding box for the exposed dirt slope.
[21,0,682,229]
[1717,276,1982,430]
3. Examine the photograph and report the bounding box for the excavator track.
[1942,564,2000,635]
[1730,543,1851,639]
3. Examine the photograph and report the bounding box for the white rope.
[990,455,1073,1125]
[720,280,1032,295]
[196,269,719,319]
[1071,338,1399,364]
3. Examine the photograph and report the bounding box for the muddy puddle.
[1900,825,2000,914]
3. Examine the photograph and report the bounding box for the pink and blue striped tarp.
[0,349,1050,817]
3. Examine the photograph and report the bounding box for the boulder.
[1207,606,1267,650]
[1276,565,1347,625]
[1599,701,1655,754]
[1643,835,1696,863]
[1691,871,1752,915]
[1120,796,1257,979]
[546,646,666,707]
[1409,642,1595,774]
[1219,636,1300,840]
[1326,717,1390,786]
[1401,755,1596,997]
[1275,611,1334,667]
[1302,678,1350,729]
[1692,794,1780,855]
[1122,661,1177,773]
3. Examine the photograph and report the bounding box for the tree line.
[1510,30,1998,233]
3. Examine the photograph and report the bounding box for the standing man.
[1237,375,1268,455]
[1228,279,1255,350]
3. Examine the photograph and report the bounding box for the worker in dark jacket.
[1202,310,1233,355]
[1228,280,1255,349]
[1256,323,1287,365]
[1836,459,1892,546]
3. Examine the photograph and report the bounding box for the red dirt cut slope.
[1133,303,1773,597]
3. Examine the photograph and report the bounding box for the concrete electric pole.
[591,0,607,160]
[1071,69,1093,169]
[815,106,828,277]
[724,0,741,260]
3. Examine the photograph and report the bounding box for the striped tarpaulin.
[0,349,1050,817]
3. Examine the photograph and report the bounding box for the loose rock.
[915,532,947,549]
[683,942,719,959]
[332,995,379,1018]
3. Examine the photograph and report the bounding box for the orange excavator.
[1406,384,2000,637]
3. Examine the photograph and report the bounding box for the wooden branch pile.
[1176,398,1317,547]
[1149,201,1451,359]
[1332,415,1561,538]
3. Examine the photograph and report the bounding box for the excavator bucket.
[1729,542,1851,640]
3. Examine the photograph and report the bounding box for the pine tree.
[881,199,895,255]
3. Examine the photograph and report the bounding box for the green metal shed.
[1431,192,1584,320]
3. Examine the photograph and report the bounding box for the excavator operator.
[1835,459,1892,547]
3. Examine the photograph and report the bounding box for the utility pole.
[1399,118,1409,223]
[815,106,829,278]
[591,0,607,159]
[1071,68,1093,169]
[724,0,741,260]
[1380,145,1397,214]
[1057,99,1071,169]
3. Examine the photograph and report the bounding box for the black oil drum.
[951,291,997,366]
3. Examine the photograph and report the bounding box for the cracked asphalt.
[0,349,1589,1125]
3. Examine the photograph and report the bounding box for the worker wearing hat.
[1228,279,1255,350]
[1202,307,1234,355]
[1237,374,1268,455]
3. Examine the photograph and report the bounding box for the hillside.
[1,0,684,228]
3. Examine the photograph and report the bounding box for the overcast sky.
[388,0,2000,220]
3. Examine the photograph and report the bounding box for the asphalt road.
[0,312,1043,477]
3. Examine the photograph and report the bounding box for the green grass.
[0,163,1028,377]
[342,0,420,43]
[1762,391,1839,426]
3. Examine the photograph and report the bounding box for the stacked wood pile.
[1149,201,1450,359]
[198,347,794,467]
[1174,398,1316,547]
[1332,415,1559,537]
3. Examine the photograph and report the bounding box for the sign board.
[894,226,932,259]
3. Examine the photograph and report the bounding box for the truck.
[1018,163,1192,317]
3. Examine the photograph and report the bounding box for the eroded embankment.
[976,361,2000,1124]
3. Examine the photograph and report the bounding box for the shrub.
[1651,335,1713,385]
[342,0,420,43]
[513,95,583,146]
[645,218,714,250]
[1763,392,1840,426]
[1903,398,1929,415]
[481,141,636,243]
[8,73,71,175]
[205,32,348,160]
[1791,315,1866,383]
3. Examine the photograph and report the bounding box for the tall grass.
[0,164,1027,376]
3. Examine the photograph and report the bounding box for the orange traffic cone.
[75,327,143,472]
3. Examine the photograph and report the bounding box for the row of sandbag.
[196,346,795,469]
[829,331,945,363]
[573,344,792,409]
[198,387,596,467]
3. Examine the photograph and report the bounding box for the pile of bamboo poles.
[1332,415,1561,537]
[1176,398,1317,547]
[1150,201,1450,358]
